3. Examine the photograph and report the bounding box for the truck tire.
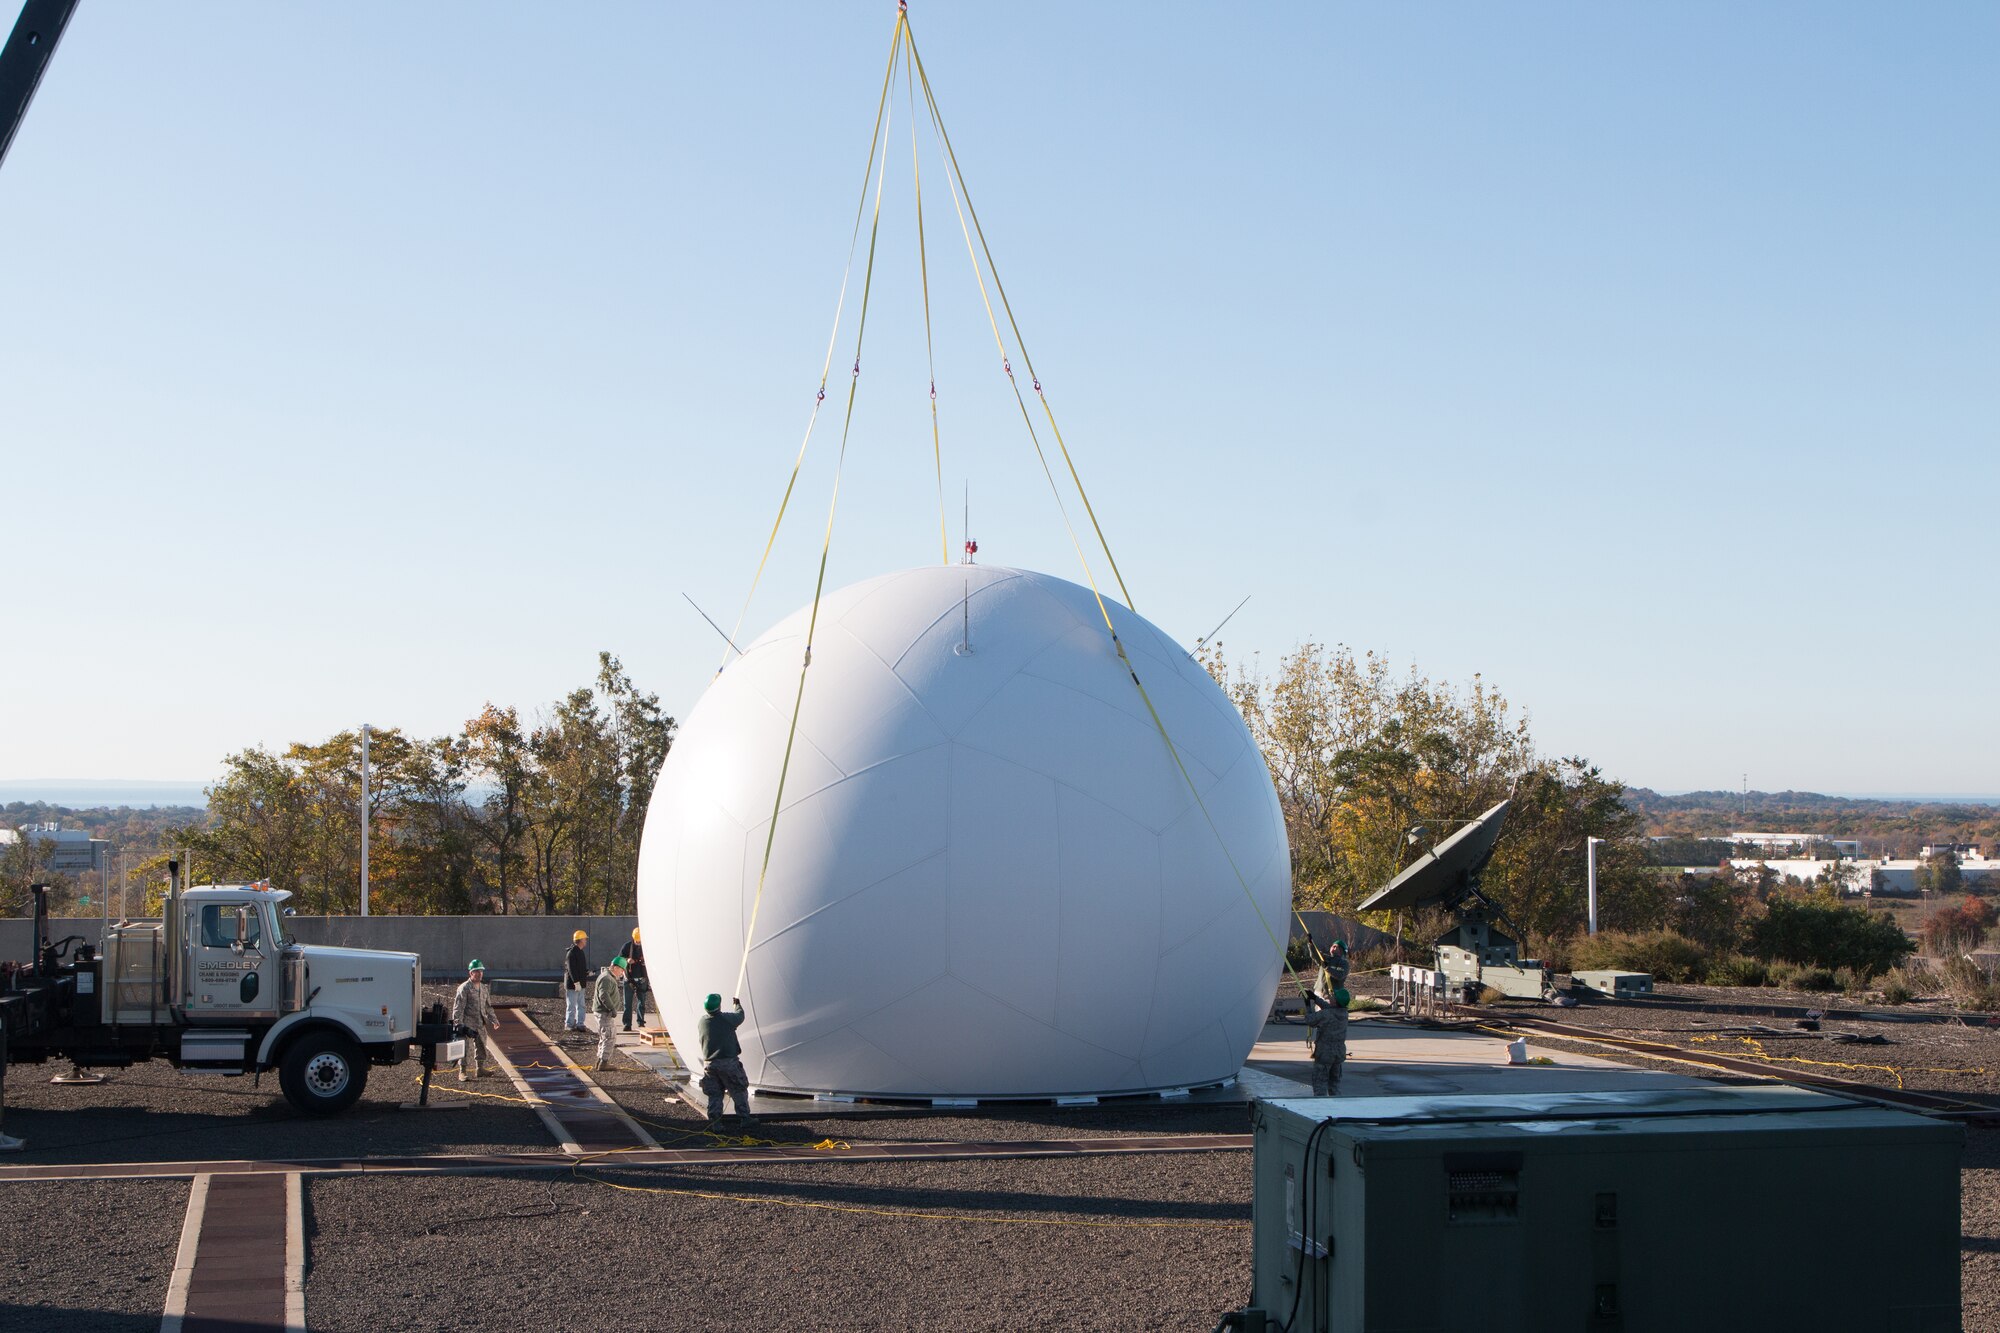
[278,1031,368,1115]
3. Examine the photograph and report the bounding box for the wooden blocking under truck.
[0,861,457,1115]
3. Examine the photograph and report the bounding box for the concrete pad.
[1247,1017,1716,1099]
[609,1014,1711,1119]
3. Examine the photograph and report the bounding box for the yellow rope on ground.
[1687,1035,1989,1092]
[413,1076,550,1108]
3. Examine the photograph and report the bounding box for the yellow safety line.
[905,20,1305,997]
[734,11,906,1003]
[904,25,949,566]
[719,17,907,674]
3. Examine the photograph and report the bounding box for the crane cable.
[717,17,906,676]
[733,9,906,1002]
[904,18,1309,997]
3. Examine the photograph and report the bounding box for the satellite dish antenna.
[1359,800,1510,915]
[1358,800,1551,1002]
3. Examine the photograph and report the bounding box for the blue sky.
[3,2,1994,795]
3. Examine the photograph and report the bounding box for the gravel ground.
[3,1058,559,1167]
[500,988,1259,1149]
[1964,1126,2000,1328]
[0,1180,186,1332]
[1488,988,2000,1106]
[12,979,1996,1327]
[305,1151,1253,1332]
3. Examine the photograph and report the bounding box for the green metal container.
[1248,1087,1960,1332]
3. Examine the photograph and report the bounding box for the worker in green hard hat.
[591,956,628,1071]
[1314,938,1350,999]
[1301,986,1351,1097]
[453,959,498,1081]
[697,993,754,1124]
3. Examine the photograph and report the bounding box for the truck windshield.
[267,906,290,948]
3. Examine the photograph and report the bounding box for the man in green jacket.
[697,993,754,1123]
[591,957,627,1071]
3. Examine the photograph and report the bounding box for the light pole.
[1586,836,1603,936]
[362,716,374,912]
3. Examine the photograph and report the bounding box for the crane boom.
[0,0,79,173]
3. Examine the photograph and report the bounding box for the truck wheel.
[279,1032,368,1115]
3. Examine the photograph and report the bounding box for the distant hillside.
[1625,789,2000,855]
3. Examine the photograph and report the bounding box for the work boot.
[0,1133,24,1152]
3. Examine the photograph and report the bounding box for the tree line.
[1203,641,1656,952]
[164,653,673,916]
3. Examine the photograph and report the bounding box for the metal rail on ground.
[1461,1006,2000,1119]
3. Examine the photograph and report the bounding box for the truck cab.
[11,871,432,1115]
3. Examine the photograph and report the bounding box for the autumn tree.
[1207,641,1647,949]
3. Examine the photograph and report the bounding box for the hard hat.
[468,959,485,971]
[1333,988,1352,1008]
[704,993,722,1012]
[1331,939,1347,951]
[631,927,642,941]
[573,930,587,942]
[610,956,628,969]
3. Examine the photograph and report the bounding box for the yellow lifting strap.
[734,8,907,1001]
[905,32,1135,613]
[905,29,949,566]
[902,17,1309,997]
[718,17,906,675]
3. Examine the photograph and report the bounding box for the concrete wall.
[2,914,639,980]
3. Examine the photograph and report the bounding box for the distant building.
[1921,843,1982,859]
[1867,854,2000,897]
[1731,832,1862,858]
[5,822,112,876]
[1726,858,1863,893]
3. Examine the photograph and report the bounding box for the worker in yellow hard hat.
[622,926,650,1032]
[563,929,590,1031]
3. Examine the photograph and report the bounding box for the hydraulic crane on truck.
[0,0,78,173]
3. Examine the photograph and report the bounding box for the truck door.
[186,901,279,1022]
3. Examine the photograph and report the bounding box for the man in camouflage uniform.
[1302,986,1351,1097]
[591,956,627,1071]
[1314,938,1350,1001]
[452,959,498,1081]
[697,993,754,1123]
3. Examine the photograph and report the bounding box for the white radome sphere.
[637,564,1289,1098]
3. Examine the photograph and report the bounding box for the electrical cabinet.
[1248,1087,1960,1333]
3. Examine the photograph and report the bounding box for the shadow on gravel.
[0,1302,157,1333]
[575,1164,1252,1222]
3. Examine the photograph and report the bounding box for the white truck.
[1,860,459,1114]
